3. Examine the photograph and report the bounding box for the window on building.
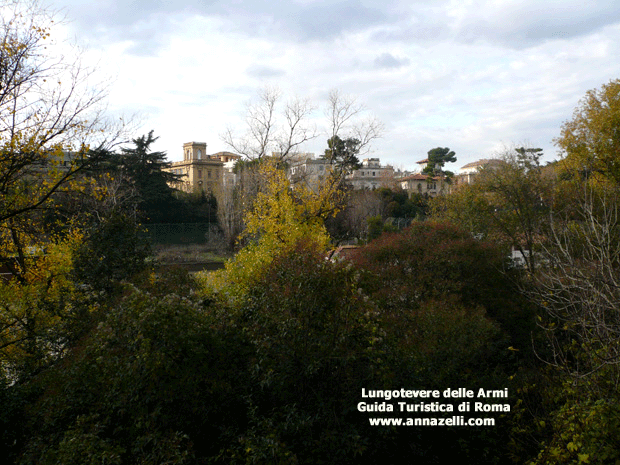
[198,169,202,178]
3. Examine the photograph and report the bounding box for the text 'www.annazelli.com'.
[369,417,495,426]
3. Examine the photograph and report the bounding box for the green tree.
[71,212,151,294]
[353,221,529,354]
[323,135,362,175]
[377,187,428,219]
[117,131,184,223]
[366,215,385,240]
[430,180,496,238]
[433,147,553,272]
[351,222,526,463]
[19,285,250,465]
[211,241,382,464]
[478,147,552,272]
[423,147,457,177]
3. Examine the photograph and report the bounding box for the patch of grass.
[152,244,230,264]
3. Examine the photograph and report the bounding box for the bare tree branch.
[222,85,317,161]
[528,186,620,394]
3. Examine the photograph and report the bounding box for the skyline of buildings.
[164,141,497,197]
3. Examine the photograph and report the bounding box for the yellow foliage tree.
[555,78,620,190]
[198,159,343,303]
[0,228,88,378]
[0,1,124,379]
[0,1,123,276]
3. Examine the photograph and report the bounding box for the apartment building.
[346,158,396,190]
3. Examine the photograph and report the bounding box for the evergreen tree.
[423,147,457,177]
[324,135,362,174]
[119,131,184,223]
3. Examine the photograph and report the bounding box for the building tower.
[183,142,207,162]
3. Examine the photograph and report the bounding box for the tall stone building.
[166,142,224,193]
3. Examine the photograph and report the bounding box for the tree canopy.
[0,0,125,277]
[117,131,184,223]
[323,135,362,175]
[423,147,457,177]
[555,78,620,187]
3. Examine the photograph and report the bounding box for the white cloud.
[43,0,620,170]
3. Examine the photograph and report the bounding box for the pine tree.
[120,131,184,223]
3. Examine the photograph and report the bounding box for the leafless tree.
[221,86,318,162]
[222,87,384,163]
[325,89,384,157]
[214,181,243,250]
[220,87,385,247]
[528,186,620,396]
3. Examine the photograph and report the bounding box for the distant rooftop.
[460,158,503,170]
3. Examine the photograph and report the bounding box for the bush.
[353,221,533,356]
[210,241,383,464]
[20,287,250,465]
[72,212,151,293]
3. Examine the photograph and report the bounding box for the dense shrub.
[209,241,384,463]
[205,231,529,464]
[352,220,534,357]
[347,221,531,464]
[7,221,536,464]
[72,212,151,293]
[19,286,250,465]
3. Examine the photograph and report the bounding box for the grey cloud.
[372,24,446,43]
[53,0,399,55]
[212,0,393,41]
[370,1,620,49]
[453,1,620,48]
[292,0,389,40]
[54,1,209,56]
[246,64,286,78]
[58,0,212,29]
[52,0,620,57]
[374,53,410,69]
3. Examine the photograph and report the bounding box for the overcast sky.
[47,0,620,171]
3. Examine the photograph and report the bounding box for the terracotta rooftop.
[460,158,504,170]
